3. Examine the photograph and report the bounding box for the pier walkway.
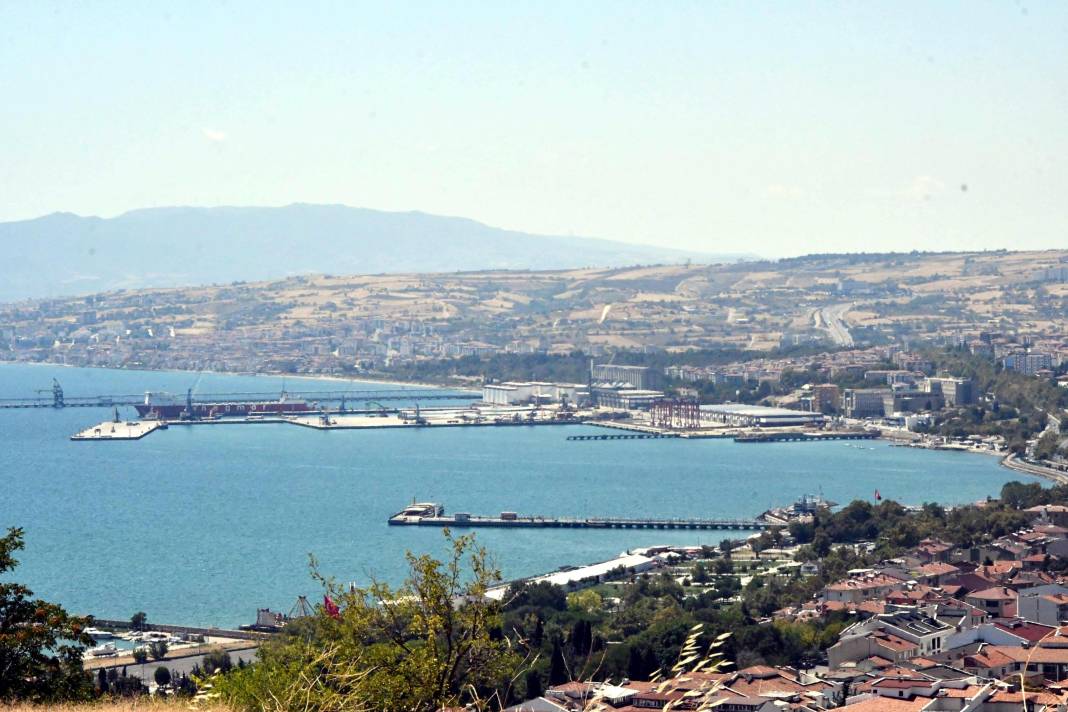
[734,431,879,443]
[567,432,678,441]
[0,386,475,410]
[389,507,768,531]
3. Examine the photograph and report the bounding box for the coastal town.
[4,3,1068,709]
[485,493,1068,712]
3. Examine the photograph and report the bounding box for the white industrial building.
[699,404,825,428]
[481,381,589,406]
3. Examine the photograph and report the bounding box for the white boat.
[85,627,115,639]
[88,643,119,657]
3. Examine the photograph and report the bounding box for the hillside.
[2,250,1066,378]
[0,204,745,301]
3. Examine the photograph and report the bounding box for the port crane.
[33,379,65,408]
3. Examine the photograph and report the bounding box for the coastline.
[1001,452,1068,485]
[0,359,478,393]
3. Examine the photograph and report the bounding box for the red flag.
[323,595,341,620]
[875,489,882,501]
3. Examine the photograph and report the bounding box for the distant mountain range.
[0,204,752,301]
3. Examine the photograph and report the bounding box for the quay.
[71,419,163,441]
[734,431,879,443]
[388,502,769,531]
[567,432,678,441]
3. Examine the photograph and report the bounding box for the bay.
[0,363,1038,628]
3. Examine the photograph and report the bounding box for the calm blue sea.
[0,364,1038,628]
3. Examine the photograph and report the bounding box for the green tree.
[154,666,171,687]
[566,589,602,614]
[215,531,518,711]
[132,648,148,665]
[0,527,95,703]
[524,669,543,699]
[548,636,568,685]
[130,611,147,631]
[203,649,233,674]
[149,641,168,661]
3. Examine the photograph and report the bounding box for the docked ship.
[135,389,314,420]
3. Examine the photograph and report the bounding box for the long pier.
[567,432,678,441]
[734,431,879,443]
[0,387,474,410]
[389,505,769,531]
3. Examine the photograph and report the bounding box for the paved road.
[820,303,854,347]
[99,646,259,681]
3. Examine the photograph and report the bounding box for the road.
[819,303,854,347]
[97,646,260,681]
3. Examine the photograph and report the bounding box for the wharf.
[567,432,678,441]
[388,504,768,531]
[734,431,879,443]
[70,420,162,441]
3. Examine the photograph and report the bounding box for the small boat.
[88,643,119,657]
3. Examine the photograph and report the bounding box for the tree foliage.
[0,527,95,703]
[216,531,519,711]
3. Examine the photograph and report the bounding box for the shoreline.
[0,359,478,393]
[1001,452,1068,485]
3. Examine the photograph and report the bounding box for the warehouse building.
[699,404,824,428]
[481,382,589,406]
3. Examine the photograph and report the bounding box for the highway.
[819,303,855,347]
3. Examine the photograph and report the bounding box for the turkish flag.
[323,595,341,620]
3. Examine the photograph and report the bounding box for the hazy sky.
[1,2,1066,256]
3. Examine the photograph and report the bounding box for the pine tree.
[549,636,568,685]
[525,669,544,699]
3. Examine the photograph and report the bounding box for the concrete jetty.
[388,502,769,531]
[70,420,163,441]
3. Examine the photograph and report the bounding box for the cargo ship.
[135,389,314,420]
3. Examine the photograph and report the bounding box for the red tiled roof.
[839,696,931,712]
[966,586,1018,601]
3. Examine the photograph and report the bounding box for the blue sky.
[1,1,1065,256]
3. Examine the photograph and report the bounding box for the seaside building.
[481,382,589,406]
[698,404,824,428]
[925,377,975,406]
[591,364,660,390]
[843,388,889,418]
[592,387,664,410]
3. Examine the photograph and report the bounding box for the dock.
[734,431,879,443]
[566,432,678,441]
[70,420,163,441]
[388,503,769,531]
